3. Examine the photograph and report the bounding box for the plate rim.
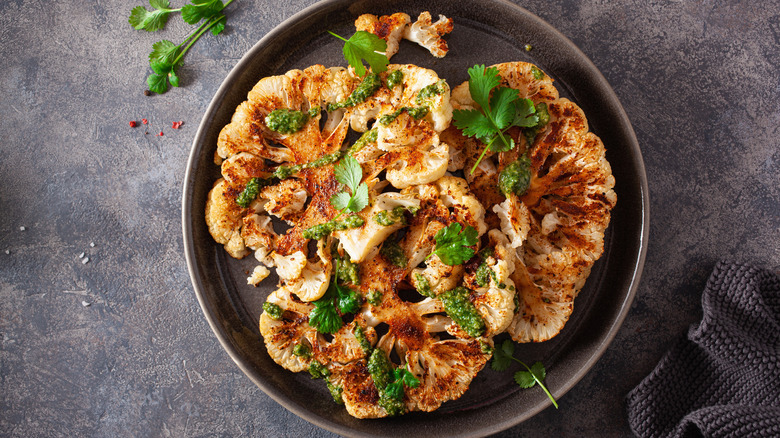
[182,0,649,435]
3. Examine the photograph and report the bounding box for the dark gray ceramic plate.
[182,0,649,436]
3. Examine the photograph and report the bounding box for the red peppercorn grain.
[129,120,137,128]
[172,121,183,129]
[142,119,148,124]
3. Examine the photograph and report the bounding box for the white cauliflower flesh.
[355,13,411,60]
[334,191,420,263]
[403,12,454,58]
[206,40,616,418]
[449,62,616,343]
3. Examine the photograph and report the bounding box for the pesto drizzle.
[328,73,381,111]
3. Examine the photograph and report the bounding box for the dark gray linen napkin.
[626,261,780,438]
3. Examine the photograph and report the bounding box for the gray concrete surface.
[1,0,778,436]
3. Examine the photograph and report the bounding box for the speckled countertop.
[1,0,778,436]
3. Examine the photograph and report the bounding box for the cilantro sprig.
[328,31,389,76]
[331,156,369,216]
[492,339,558,409]
[452,65,540,174]
[428,222,479,266]
[129,0,234,94]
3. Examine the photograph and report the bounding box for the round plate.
[182,0,649,436]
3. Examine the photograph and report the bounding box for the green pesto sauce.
[379,390,405,416]
[292,342,312,358]
[531,66,545,79]
[414,273,434,298]
[303,214,365,240]
[273,150,343,180]
[378,106,429,125]
[308,361,330,379]
[479,339,494,355]
[265,106,319,134]
[386,69,404,90]
[498,154,532,198]
[348,128,378,156]
[475,262,493,288]
[328,73,381,111]
[262,301,283,320]
[415,79,446,104]
[326,380,344,404]
[367,349,393,389]
[236,177,271,208]
[335,254,360,285]
[380,240,406,268]
[523,102,550,145]
[374,206,408,226]
[440,286,486,338]
[367,349,409,416]
[367,289,383,306]
[353,325,372,355]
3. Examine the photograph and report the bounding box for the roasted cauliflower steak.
[205,12,615,417]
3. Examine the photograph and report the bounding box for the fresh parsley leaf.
[308,299,342,334]
[348,182,369,212]
[489,87,521,130]
[467,65,501,110]
[181,0,224,24]
[331,156,368,214]
[491,339,514,371]
[334,155,362,192]
[514,369,537,388]
[489,339,558,409]
[130,0,235,93]
[511,98,539,128]
[149,40,179,65]
[210,14,227,35]
[430,222,479,266]
[309,272,361,334]
[401,369,420,388]
[452,108,495,141]
[453,64,543,173]
[334,283,360,314]
[329,31,389,76]
[147,72,170,94]
[129,0,177,32]
[330,192,352,211]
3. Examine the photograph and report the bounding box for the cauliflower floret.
[493,196,531,249]
[271,250,307,282]
[402,12,454,58]
[410,256,463,297]
[260,178,307,223]
[241,213,277,251]
[205,178,249,258]
[247,265,270,286]
[259,286,317,373]
[284,240,332,301]
[355,13,411,59]
[386,139,448,188]
[434,176,487,237]
[334,191,420,263]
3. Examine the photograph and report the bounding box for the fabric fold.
[626,261,780,438]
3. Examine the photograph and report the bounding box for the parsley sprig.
[331,156,369,216]
[129,0,234,94]
[385,367,420,400]
[492,339,558,408]
[452,65,540,174]
[328,31,389,76]
[428,222,479,266]
[308,265,361,334]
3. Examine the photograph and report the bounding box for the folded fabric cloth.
[626,261,780,438]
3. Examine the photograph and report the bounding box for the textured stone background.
[1,0,778,437]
